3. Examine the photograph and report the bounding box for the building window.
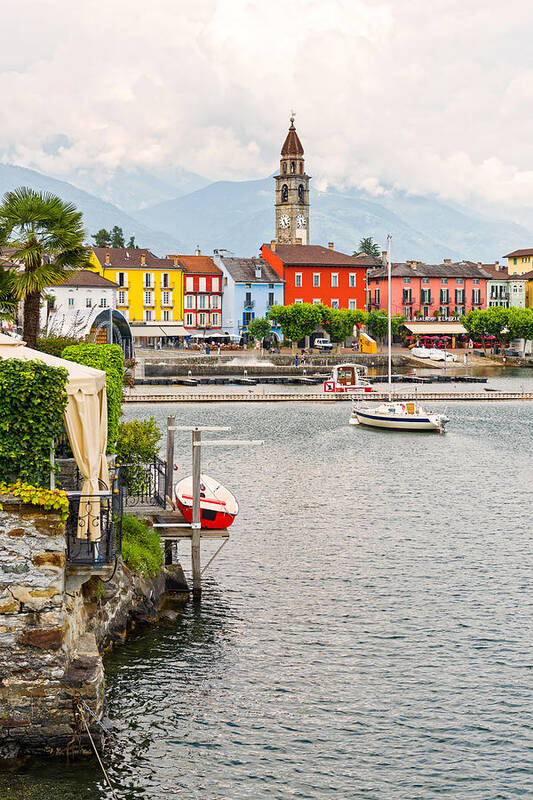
[423,306,429,317]
[422,277,429,284]
[244,292,252,308]
[331,273,338,287]
[441,278,448,284]
[186,276,194,292]
[161,273,169,288]
[421,289,431,304]
[403,288,412,303]
[313,273,320,287]
[374,289,380,305]
[212,277,220,292]
[440,306,449,317]
[86,298,91,307]
[198,295,207,309]
[473,279,479,285]
[268,283,274,289]
[455,306,464,316]
[403,277,411,284]
[162,291,171,306]
[455,289,464,304]
[268,292,275,307]
[199,277,206,292]
[185,295,195,309]
[210,295,220,309]
[440,288,449,303]
[472,288,481,304]
[144,309,152,321]
[198,313,208,327]
[211,313,221,326]
[281,184,288,202]
[295,273,302,287]
[456,278,463,285]
[163,309,171,321]
[185,313,194,326]
[298,184,304,203]
[513,258,517,265]
[68,297,74,307]
[331,299,339,309]
[349,299,357,310]
[118,291,127,306]
[312,298,321,304]
[349,273,356,287]
[295,299,303,304]
[100,298,107,308]
[144,291,153,306]
[117,272,126,287]
[143,273,152,288]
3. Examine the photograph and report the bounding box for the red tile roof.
[281,123,304,157]
[265,244,365,267]
[170,254,222,275]
[57,269,118,288]
[92,247,180,270]
[503,248,533,258]
[518,269,533,279]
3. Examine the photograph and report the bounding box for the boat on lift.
[350,235,448,433]
[324,363,373,393]
[175,474,239,529]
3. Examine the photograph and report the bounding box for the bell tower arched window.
[298,184,304,203]
[281,184,288,202]
[290,161,295,173]
[282,162,287,174]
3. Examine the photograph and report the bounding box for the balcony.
[243,299,255,310]
[66,489,122,567]
[472,297,484,306]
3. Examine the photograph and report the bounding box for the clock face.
[279,214,290,228]
[296,214,307,228]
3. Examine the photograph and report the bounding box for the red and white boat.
[323,363,373,393]
[175,474,239,529]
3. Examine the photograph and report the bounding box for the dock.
[124,390,533,403]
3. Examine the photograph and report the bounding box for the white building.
[41,269,118,328]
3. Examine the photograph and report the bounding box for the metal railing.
[66,487,123,567]
[117,456,168,508]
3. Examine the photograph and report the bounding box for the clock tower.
[274,116,310,244]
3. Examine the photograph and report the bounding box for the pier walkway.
[124,390,533,403]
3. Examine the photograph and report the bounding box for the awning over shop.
[130,324,188,337]
[404,322,467,335]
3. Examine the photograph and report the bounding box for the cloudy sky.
[2,0,533,208]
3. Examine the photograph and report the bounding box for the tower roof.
[281,119,304,157]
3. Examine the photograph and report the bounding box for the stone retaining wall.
[0,497,188,761]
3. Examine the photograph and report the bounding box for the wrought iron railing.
[117,456,168,508]
[66,487,123,567]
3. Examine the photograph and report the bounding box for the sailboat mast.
[387,234,392,401]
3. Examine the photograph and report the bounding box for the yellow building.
[503,248,533,275]
[90,247,186,344]
[522,269,533,307]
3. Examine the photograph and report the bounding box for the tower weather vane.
[290,110,295,125]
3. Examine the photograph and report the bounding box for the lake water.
[2,398,532,799]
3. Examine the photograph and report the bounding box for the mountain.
[134,176,533,263]
[63,165,209,213]
[0,164,188,254]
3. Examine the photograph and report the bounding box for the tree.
[357,236,380,258]
[92,228,111,247]
[127,234,138,248]
[461,309,490,353]
[322,308,356,351]
[247,317,272,342]
[0,188,90,348]
[110,225,125,248]
[268,303,322,350]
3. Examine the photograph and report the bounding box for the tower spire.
[274,118,310,244]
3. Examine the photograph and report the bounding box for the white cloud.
[2,0,533,208]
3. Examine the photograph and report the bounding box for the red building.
[167,251,223,333]
[261,243,375,311]
[367,260,489,319]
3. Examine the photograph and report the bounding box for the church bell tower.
[274,116,310,244]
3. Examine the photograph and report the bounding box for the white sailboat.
[350,235,448,433]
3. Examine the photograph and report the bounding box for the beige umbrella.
[0,333,109,540]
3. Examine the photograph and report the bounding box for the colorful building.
[167,252,223,335]
[212,252,284,341]
[521,270,533,307]
[480,262,526,308]
[503,248,533,275]
[367,260,489,319]
[90,247,185,346]
[261,243,370,310]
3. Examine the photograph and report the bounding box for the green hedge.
[36,335,83,358]
[0,359,68,487]
[61,343,124,453]
[121,514,163,578]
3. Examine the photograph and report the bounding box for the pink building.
[367,260,489,319]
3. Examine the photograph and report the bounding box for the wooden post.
[191,428,202,601]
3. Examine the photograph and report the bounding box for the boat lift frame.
[154,415,263,601]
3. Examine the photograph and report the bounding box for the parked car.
[313,337,334,351]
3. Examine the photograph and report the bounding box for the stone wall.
[0,497,188,761]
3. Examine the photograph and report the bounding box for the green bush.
[0,359,68,486]
[36,335,83,358]
[61,343,124,453]
[121,514,163,578]
[116,417,163,495]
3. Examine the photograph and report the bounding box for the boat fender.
[324,380,336,393]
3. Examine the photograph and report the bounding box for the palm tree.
[0,265,18,322]
[0,188,90,347]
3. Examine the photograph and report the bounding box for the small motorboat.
[324,363,373,393]
[350,400,448,432]
[175,474,239,529]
